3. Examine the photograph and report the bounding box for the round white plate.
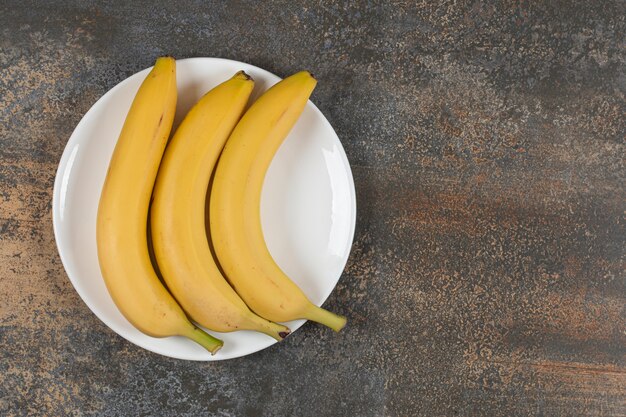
[52,57,356,360]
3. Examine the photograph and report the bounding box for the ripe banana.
[96,57,223,354]
[150,71,290,340]
[210,71,347,331]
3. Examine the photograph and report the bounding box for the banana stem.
[184,326,223,355]
[304,305,347,332]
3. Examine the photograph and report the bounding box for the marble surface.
[1,1,624,416]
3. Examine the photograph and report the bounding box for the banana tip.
[278,331,290,339]
[156,55,175,62]
[235,70,253,81]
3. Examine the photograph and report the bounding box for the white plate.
[52,57,356,360]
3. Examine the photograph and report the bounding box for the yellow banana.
[96,57,223,354]
[150,71,290,340]
[210,71,347,332]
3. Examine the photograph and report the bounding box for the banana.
[150,71,290,340]
[96,57,223,354]
[210,71,347,332]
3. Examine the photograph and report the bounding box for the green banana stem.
[184,326,223,355]
[304,304,347,332]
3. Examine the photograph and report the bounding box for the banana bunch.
[97,57,346,355]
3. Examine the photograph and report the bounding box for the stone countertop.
[1,1,624,416]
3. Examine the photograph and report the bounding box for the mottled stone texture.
[1,0,624,416]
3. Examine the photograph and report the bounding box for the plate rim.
[51,57,357,360]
